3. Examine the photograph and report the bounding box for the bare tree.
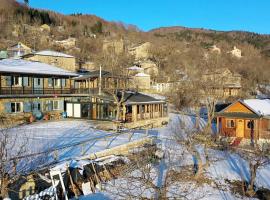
[0,117,29,199]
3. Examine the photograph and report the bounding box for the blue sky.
[25,0,270,34]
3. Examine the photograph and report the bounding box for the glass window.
[226,119,235,128]
[53,100,60,110]
[246,120,254,130]
[11,102,23,113]
[12,76,22,86]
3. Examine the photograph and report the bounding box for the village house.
[132,72,151,91]
[40,24,51,32]
[0,59,168,127]
[128,42,152,60]
[103,39,125,54]
[228,46,242,58]
[54,37,77,49]
[216,99,270,145]
[7,42,32,58]
[202,68,242,97]
[22,50,76,72]
[0,59,77,123]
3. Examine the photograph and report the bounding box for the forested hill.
[0,0,270,92]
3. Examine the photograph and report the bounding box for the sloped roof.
[219,99,270,117]
[124,91,165,105]
[0,59,77,77]
[135,72,150,77]
[30,50,74,58]
[243,99,270,116]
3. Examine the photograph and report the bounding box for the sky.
[25,0,270,34]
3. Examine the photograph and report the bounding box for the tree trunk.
[247,162,258,196]
[116,104,121,121]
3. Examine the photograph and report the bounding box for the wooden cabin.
[216,99,270,143]
[123,92,168,123]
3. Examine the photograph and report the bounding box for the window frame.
[53,100,60,110]
[226,119,235,128]
[11,102,23,113]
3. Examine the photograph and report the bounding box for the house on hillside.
[0,59,77,123]
[0,60,168,127]
[202,68,242,97]
[228,46,242,58]
[216,99,270,145]
[0,51,7,60]
[54,37,77,49]
[40,24,51,32]
[128,42,151,60]
[22,50,76,72]
[7,42,32,58]
[132,72,151,90]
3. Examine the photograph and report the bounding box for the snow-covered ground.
[6,120,152,172]
[8,114,270,199]
[80,113,270,199]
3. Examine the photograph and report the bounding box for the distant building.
[132,72,151,90]
[23,50,76,72]
[54,37,77,49]
[211,45,221,54]
[202,68,242,97]
[217,99,270,145]
[103,39,125,54]
[7,42,32,58]
[40,24,51,32]
[228,46,242,58]
[136,60,159,76]
[129,42,151,60]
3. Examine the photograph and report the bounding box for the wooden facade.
[216,100,270,141]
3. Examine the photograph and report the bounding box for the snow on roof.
[33,50,74,58]
[0,59,77,77]
[135,72,150,77]
[127,66,143,71]
[243,99,270,116]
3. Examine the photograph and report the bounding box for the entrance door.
[73,103,81,118]
[66,103,73,117]
[236,119,245,138]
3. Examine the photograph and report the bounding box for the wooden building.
[216,99,270,143]
[0,59,77,123]
[23,50,76,72]
[123,92,167,123]
[202,68,242,97]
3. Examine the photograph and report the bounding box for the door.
[66,103,73,117]
[73,103,81,118]
[236,119,245,138]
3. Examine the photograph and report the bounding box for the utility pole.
[99,65,102,95]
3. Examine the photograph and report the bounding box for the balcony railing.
[0,87,101,96]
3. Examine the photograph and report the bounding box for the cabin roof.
[124,92,165,105]
[0,59,77,77]
[218,99,270,117]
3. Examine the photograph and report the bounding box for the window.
[54,79,61,87]
[12,76,22,86]
[226,119,235,128]
[246,120,254,130]
[11,102,23,113]
[53,100,60,110]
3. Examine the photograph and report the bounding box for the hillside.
[0,0,270,95]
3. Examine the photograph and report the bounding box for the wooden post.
[67,165,78,199]
[216,117,219,135]
[43,77,45,94]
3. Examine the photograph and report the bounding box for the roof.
[28,50,74,58]
[124,92,165,105]
[74,70,112,80]
[127,66,143,71]
[218,99,270,117]
[243,99,270,116]
[7,42,31,50]
[135,72,150,77]
[0,59,77,77]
